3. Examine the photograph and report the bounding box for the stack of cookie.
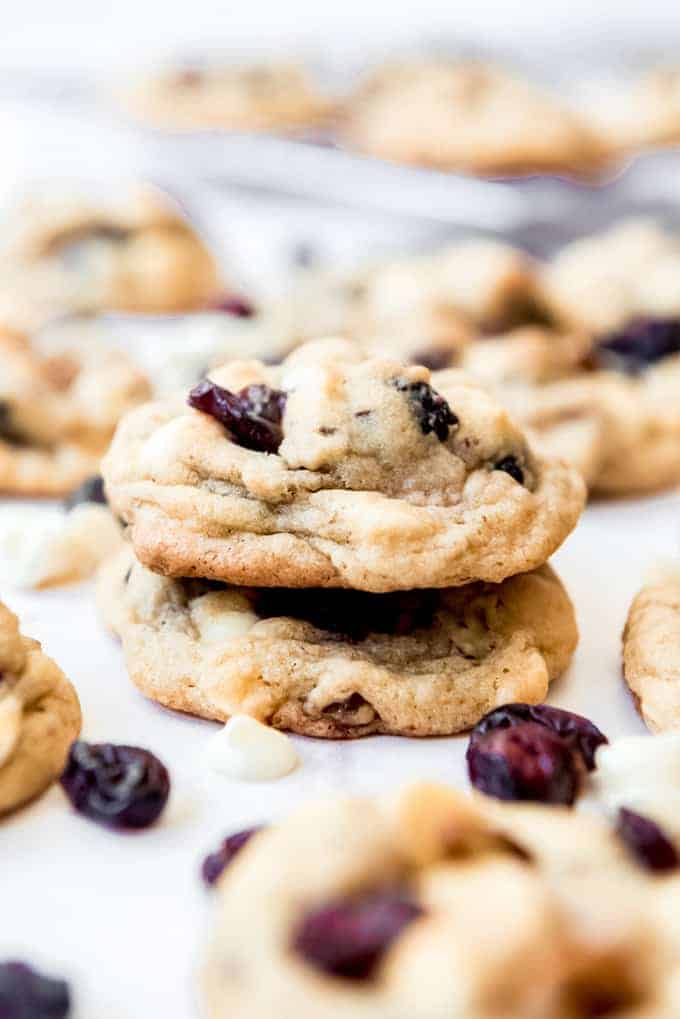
[99,338,584,739]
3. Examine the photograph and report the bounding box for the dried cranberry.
[292,890,423,980]
[254,588,438,641]
[616,808,679,873]
[174,68,204,88]
[60,741,170,830]
[201,826,262,886]
[595,317,680,374]
[493,455,525,485]
[471,703,607,771]
[211,295,256,318]
[393,378,458,441]
[410,348,454,371]
[188,380,286,454]
[0,961,70,1018]
[63,475,106,511]
[467,722,581,805]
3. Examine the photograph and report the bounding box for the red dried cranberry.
[410,348,454,371]
[595,317,680,374]
[0,961,70,1018]
[201,827,262,886]
[292,890,423,980]
[60,741,170,830]
[393,378,458,441]
[211,295,256,318]
[188,380,286,454]
[254,588,438,641]
[174,68,204,88]
[616,808,679,873]
[63,474,106,511]
[471,703,607,771]
[493,455,525,485]
[467,721,581,805]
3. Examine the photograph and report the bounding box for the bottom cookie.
[0,602,81,815]
[623,578,680,732]
[97,546,577,738]
[203,782,679,1019]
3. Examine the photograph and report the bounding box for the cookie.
[122,60,331,132]
[0,184,219,328]
[0,501,122,589]
[0,602,81,815]
[341,59,604,176]
[0,327,150,496]
[623,579,680,732]
[586,67,680,155]
[446,321,680,495]
[542,220,680,335]
[102,338,585,591]
[97,544,577,736]
[203,782,675,1018]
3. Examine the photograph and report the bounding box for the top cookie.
[103,339,584,591]
[341,59,604,176]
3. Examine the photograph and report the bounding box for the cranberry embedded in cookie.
[188,380,286,454]
[292,890,423,980]
[616,807,680,874]
[594,316,680,374]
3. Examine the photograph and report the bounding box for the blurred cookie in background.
[0,324,150,496]
[541,219,680,335]
[585,67,680,156]
[120,59,333,132]
[340,59,606,176]
[0,183,220,332]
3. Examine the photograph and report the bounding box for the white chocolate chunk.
[206,715,298,782]
[0,693,22,769]
[191,592,258,642]
[593,733,680,818]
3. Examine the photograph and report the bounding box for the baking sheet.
[0,487,677,1017]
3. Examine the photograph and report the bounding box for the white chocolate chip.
[593,733,680,825]
[190,591,258,642]
[205,715,299,782]
[0,693,22,769]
